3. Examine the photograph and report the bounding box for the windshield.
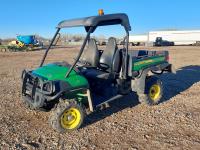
[41,27,87,66]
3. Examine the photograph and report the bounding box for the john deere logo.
[135,59,153,66]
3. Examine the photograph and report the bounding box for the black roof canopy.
[57,13,131,32]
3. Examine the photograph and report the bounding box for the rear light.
[165,55,169,61]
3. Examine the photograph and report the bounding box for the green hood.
[32,63,88,88]
[32,63,76,80]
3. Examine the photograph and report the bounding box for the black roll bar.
[40,28,60,67]
[124,28,129,79]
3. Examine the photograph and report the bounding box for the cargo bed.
[129,50,169,71]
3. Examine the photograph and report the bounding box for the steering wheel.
[76,60,92,68]
[99,63,109,70]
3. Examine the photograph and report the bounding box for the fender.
[131,68,149,94]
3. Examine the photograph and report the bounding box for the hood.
[32,63,76,81]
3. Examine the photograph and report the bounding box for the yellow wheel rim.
[60,107,81,130]
[149,84,161,101]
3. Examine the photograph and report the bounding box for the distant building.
[129,30,200,45]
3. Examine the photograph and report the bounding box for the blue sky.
[1,0,200,38]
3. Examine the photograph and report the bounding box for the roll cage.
[40,13,132,79]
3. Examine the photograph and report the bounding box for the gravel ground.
[0,46,200,150]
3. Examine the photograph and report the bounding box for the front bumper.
[21,71,62,108]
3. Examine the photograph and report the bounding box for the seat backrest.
[99,37,117,71]
[112,49,121,73]
[81,38,99,67]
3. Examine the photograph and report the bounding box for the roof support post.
[122,28,129,79]
[40,28,61,67]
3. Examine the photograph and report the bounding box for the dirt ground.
[0,46,200,150]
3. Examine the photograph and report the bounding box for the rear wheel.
[49,100,85,133]
[139,76,163,105]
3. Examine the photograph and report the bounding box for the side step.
[95,94,124,108]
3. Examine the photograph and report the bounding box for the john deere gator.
[21,11,174,132]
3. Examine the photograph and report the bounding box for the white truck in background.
[149,30,200,45]
[129,30,200,46]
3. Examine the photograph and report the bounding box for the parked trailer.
[148,30,200,45]
[129,35,148,46]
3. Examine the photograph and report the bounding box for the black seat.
[79,38,99,67]
[84,37,121,80]
[99,37,118,71]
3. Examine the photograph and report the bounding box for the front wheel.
[49,100,85,133]
[139,76,163,105]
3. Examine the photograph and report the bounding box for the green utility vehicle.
[21,12,174,132]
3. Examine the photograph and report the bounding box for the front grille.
[22,72,41,99]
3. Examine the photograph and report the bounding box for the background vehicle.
[8,35,43,51]
[21,11,174,133]
[154,37,175,46]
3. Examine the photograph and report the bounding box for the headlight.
[42,81,55,95]
[43,82,51,92]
